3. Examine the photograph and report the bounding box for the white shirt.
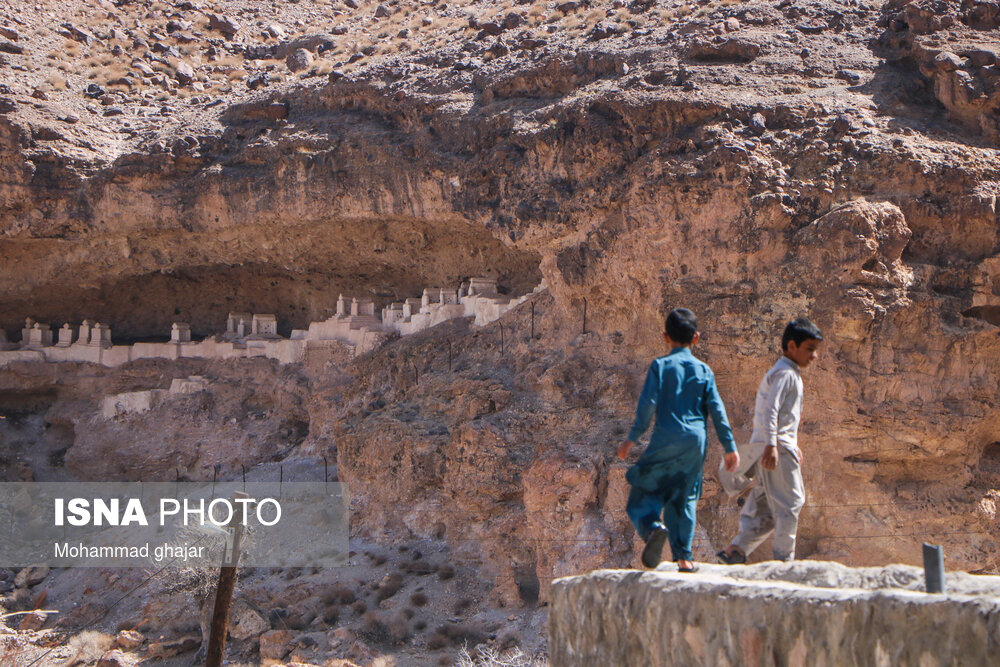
[749,356,803,452]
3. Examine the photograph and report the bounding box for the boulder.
[590,21,619,40]
[208,14,240,37]
[96,650,130,667]
[61,23,95,45]
[687,37,761,62]
[15,565,49,588]
[175,62,195,86]
[114,629,144,650]
[145,635,199,660]
[229,605,270,641]
[260,629,293,660]
[286,48,314,73]
[503,12,524,30]
[273,34,337,58]
[18,611,47,631]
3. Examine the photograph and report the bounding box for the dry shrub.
[387,610,410,643]
[410,591,428,607]
[496,629,522,652]
[352,599,367,615]
[428,621,487,649]
[325,582,356,605]
[361,611,389,642]
[402,560,434,576]
[375,572,404,602]
[437,563,455,580]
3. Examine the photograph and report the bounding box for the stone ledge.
[549,562,1000,667]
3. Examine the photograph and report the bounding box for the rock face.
[549,562,1000,666]
[880,0,1000,141]
[0,2,999,658]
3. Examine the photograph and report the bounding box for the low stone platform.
[549,561,1000,666]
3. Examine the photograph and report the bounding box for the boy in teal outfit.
[618,308,739,572]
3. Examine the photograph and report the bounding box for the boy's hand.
[617,440,635,460]
[761,445,778,471]
[723,451,739,473]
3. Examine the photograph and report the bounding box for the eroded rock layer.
[0,0,999,660]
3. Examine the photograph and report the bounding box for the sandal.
[716,548,747,565]
[677,562,699,573]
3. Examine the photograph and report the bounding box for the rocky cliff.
[1,0,999,663]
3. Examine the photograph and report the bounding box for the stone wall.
[549,562,1000,667]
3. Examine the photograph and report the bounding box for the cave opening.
[514,565,540,605]
[977,441,1000,486]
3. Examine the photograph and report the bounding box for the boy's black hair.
[665,308,698,344]
[782,317,823,350]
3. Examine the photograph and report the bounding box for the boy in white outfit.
[717,317,823,563]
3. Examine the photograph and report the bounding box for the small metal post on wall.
[582,297,588,335]
[923,543,945,593]
[499,322,505,356]
[205,491,249,667]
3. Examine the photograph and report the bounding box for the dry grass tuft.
[44,75,69,90]
[63,631,114,666]
[455,645,548,667]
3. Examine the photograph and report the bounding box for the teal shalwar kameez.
[625,347,736,561]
